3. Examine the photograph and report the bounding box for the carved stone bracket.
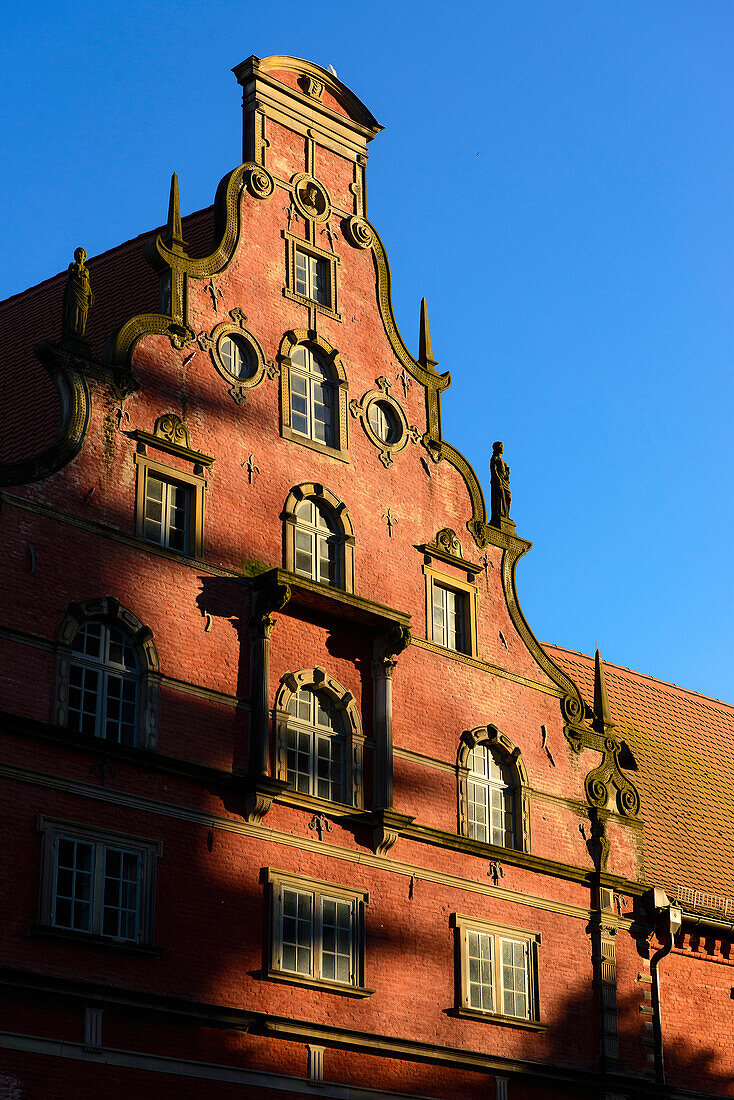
[250,574,292,632]
[242,775,290,825]
[369,809,415,857]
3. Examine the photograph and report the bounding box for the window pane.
[321,898,352,983]
[467,931,494,1012]
[501,938,529,1018]
[54,838,94,932]
[102,847,140,940]
[282,889,312,975]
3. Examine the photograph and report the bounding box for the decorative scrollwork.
[585,771,609,809]
[435,528,463,558]
[154,413,190,448]
[246,166,274,200]
[169,324,196,350]
[562,694,584,725]
[345,215,373,250]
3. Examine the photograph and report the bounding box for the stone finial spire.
[418,297,438,371]
[593,649,615,733]
[166,173,185,253]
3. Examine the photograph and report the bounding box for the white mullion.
[161,480,171,547]
[314,891,322,980]
[92,841,104,936]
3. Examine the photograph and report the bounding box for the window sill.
[281,425,349,463]
[448,1007,546,1031]
[28,925,162,958]
[283,287,341,322]
[264,968,373,998]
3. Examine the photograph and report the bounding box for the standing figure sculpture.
[62,247,94,341]
[490,441,512,526]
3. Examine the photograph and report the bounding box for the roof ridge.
[544,642,734,712]
[0,203,215,308]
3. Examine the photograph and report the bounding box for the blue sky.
[2,2,733,700]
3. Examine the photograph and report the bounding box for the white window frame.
[295,249,329,305]
[453,914,541,1026]
[289,345,336,448]
[142,473,192,553]
[283,232,341,321]
[134,452,207,558]
[266,869,371,997]
[67,620,141,745]
[294,499,342,588]
[466,742,516,848]
[424,565,478,656]
[284,685,345,802]
[37,817,161,948]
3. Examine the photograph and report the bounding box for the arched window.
[457,726,530,852]
[286,686,344,802]
[55,598,160,750]
[283,484,355,593]
[279,332,349,461]
[274,669,364,808]
[466,742,515,847]
[290,346,335,447]
[294,499,341,586]
[68,622,140,745]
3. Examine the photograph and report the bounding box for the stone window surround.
[36,815,161,949]
[134,453,207,559]
[283,483,355,594]
[265,867,372,997]
[451,912,542,1027]
[273,668,365,810]
[283,230,341,321]
[423,563,478,658]
[457,725,531,854]
[278,330,349,463]
[54,597,161,751]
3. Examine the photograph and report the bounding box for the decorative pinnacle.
[418,297,438,371]
[593,649,614,732]
[166,172,186,253]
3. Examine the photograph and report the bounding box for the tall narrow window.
[143,475,191,552]
[294,500,341,587]
[290,346,335,447]
[286,686,344,802]
[295,250,329,306]
[68,622,140,746]
[432,583,467,653]
[466,742,515,847]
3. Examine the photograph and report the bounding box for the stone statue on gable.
[490,440,512,526]
[62,247,94,342]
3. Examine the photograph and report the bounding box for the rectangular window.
[267,869,370,995]
[134,452,208,559]
[294,249,330,306]
[283,232,341,322]
[454,915,540,1024]
[424,566,478,657]
[143,474,191,552]
[38,818,160,947]
[432,583,467,652]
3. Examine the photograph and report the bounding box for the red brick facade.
[0,54,732,1099]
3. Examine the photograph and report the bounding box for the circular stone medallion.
[291,173,331,223]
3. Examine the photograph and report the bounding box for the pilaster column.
[369,626,413,856]
[372,653,397,811]
[243,575,291,824]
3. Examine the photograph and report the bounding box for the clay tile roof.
[547,644,734,899]
[0,206,215,466]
